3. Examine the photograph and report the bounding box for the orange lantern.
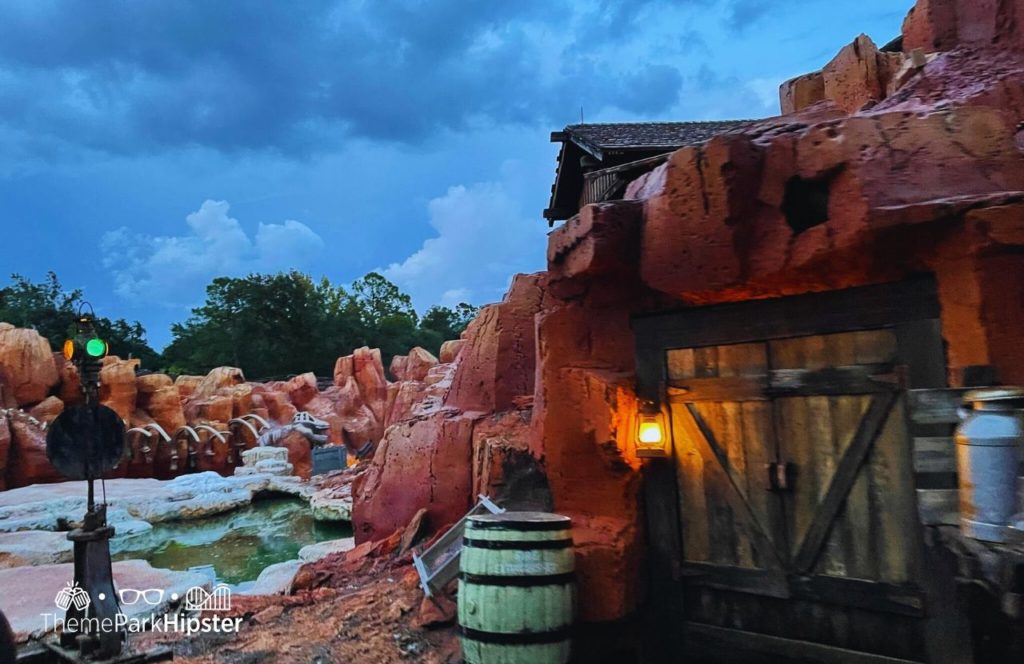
[636,401,668,458]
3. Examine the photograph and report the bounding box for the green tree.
[419,303,479,341]
[162,271,481,378]
[162,271,361,379]
[414,303,479,354]
[351,272,416,328]
[0,272,160,367]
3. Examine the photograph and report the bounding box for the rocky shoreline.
[0,468,359,644]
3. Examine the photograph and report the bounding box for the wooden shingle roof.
[556,120,752,159]
[545,119,756,223]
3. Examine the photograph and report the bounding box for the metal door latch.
[767,462,795,492]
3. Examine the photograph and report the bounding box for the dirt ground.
[130,515,461,663]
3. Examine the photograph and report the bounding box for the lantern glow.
[635,401,668,458]
[638,418,663,444]
[63,339,76,361]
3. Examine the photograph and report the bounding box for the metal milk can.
[956,388,1024,542]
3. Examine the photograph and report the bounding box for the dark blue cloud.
[0,0,708,159]
[726,0,772,30]
[0,0,905,349]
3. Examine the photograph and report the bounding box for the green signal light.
[85,338,107,358]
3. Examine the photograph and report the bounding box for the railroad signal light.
[63,314,108,363]
[636,401,669,458]
[86,337,108,358]
[62,336,108,361]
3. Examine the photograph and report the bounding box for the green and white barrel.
[458,512,575,664]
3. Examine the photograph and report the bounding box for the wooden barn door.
[636,279,949,664]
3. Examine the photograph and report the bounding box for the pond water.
[113,496,351,585]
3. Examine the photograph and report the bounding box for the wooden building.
[534,40,1024,658]
[543,121,749,224]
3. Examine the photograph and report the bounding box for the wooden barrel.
[458,512,575,664]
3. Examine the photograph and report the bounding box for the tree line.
[0,272,478,379]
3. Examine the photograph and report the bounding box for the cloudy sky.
[0,0,906,348]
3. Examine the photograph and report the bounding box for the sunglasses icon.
[118,589,164,605]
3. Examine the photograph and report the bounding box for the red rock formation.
[303,393,345,445]
[902,0,960,52]
[279,429,314,479]
[330,378,380,445]
[333,347,390,443]
[446,274,544,414]
[185,395,233,424]
[174,375,202,400]
[193,367,245,398]
[353,348,388,423]
[5,413,62,488]
[137,379,186,435]
[353,411,476,542]
[192,427,232,475]
[261,391,297,424]
[389,355,409,382]
[27,396,63,425]
[137,373,172,394]
[284,373,319,410]
[0,411,10,490]
[0,324,59,407]
[438,339,466,364]
[403,347,438,382]
[638,107,1024,304]
[99,358,139,422]
[223,383,254,418]
[820,35,903,114]
[903,0,1024,52]
[780,72,825,115]
[470,409,539,503]
[53,353,83,407]
[384,380,427,428]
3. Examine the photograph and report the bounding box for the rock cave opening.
[781,172,833,234]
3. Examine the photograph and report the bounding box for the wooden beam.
[632,277,940,350]
[908,388,972,425]
[641,458,686,659]
[543,207,575,221]
[635,342,665,404]
[793,391,899,573]
[686,623,926,664]
[789,575,927,617]
[679,562,790,598]
[768,364,899,396]
[668,376,767,402]
[668,364,899,401]
[913,436,956,473]
[642,459,683,582]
